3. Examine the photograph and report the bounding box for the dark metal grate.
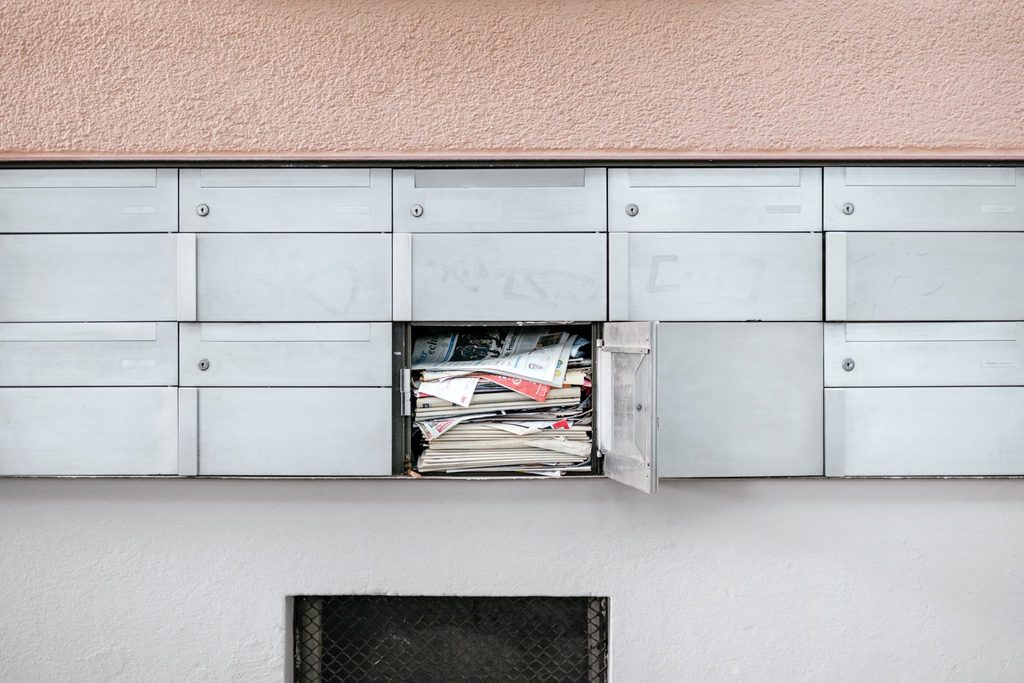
[294,595,609,682]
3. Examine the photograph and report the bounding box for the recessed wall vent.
[293,595,609,682]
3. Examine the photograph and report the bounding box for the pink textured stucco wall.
[1,0,1023,159]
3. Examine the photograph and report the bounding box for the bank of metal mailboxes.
[2,165,1022,482]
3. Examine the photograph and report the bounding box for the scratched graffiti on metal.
[644,255,767,303]
[425,258,596,309]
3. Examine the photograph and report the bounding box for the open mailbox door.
[598,322,658,493]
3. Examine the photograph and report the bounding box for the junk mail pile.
[411,328,593,476]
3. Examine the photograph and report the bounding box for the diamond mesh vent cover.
[294,595,608,682]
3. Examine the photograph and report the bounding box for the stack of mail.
[411,328,593,476]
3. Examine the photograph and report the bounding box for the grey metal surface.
[0,322,177,386]
[825,322,1024,387]
[393,168,606,232]
[194,388,392,476]
[178,322,392,386]
[401,232,607,321]
[0,168,178,233]
[826,232,1024,321]
[0,387,178,475]
[825,387,1024,476]
[179,168,391,232]
[608,167,822,232]
[598,321,657,493]
[824,166,1024,231]
[177,387,199,477]
[607,232,821,321]
[656,323,823,477]
[194,233,391,321]
[0,234,177,322]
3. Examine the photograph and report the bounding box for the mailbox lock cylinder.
[196,203,210,217]
[842,358,855,372]
[840,202,855,215]
[198,358,211,371]
[625,203,639,217]
[410,204,424,217]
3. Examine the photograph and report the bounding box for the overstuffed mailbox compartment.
[394,321,658,493]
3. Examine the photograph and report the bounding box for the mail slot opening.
[395,322,599,477]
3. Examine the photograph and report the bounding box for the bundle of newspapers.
[411,327,593,476]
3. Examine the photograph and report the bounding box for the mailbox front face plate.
[609,167,822,232]
[0,234,177,322]
[394,168,607,233]
[401,232,607,321]
[824,167,1024,231]
[0,168,178,233]
[0,387,178,475]
[194,388,392,476]
[825,322,1024,387]
[609,232,822,321]
[195,234,392,322]
[656,323,824,478]
[0,322,177,386]
[827,232,1024,321]
[179,168,391,232]
[179,322,391,387]
[826,387,1024,476]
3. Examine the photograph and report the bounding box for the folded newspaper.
[411,328,593,476]
[411,328,587,387]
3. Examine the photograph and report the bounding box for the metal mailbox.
[0,234,177,322]
[0,168,177,233]
[825,321,1024,476]
[0,387,179,475]
[826,232,1024,321]
[824,166,1024,231]
[393,232,607,321]
[609,167,822,232]
[179,322,391,387]
[655,323,823,477]
[177,233,391,322]
[179,168,391,232]
[608,232,822,321]
[825,387,1024,476]
[180,388,392,476]
[0,322,177,386]
[825,322,1024,387]
[393,168,606,233]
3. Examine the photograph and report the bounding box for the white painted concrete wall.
[1,478,1022,681]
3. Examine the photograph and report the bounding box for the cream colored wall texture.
[1,0,1023,159]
